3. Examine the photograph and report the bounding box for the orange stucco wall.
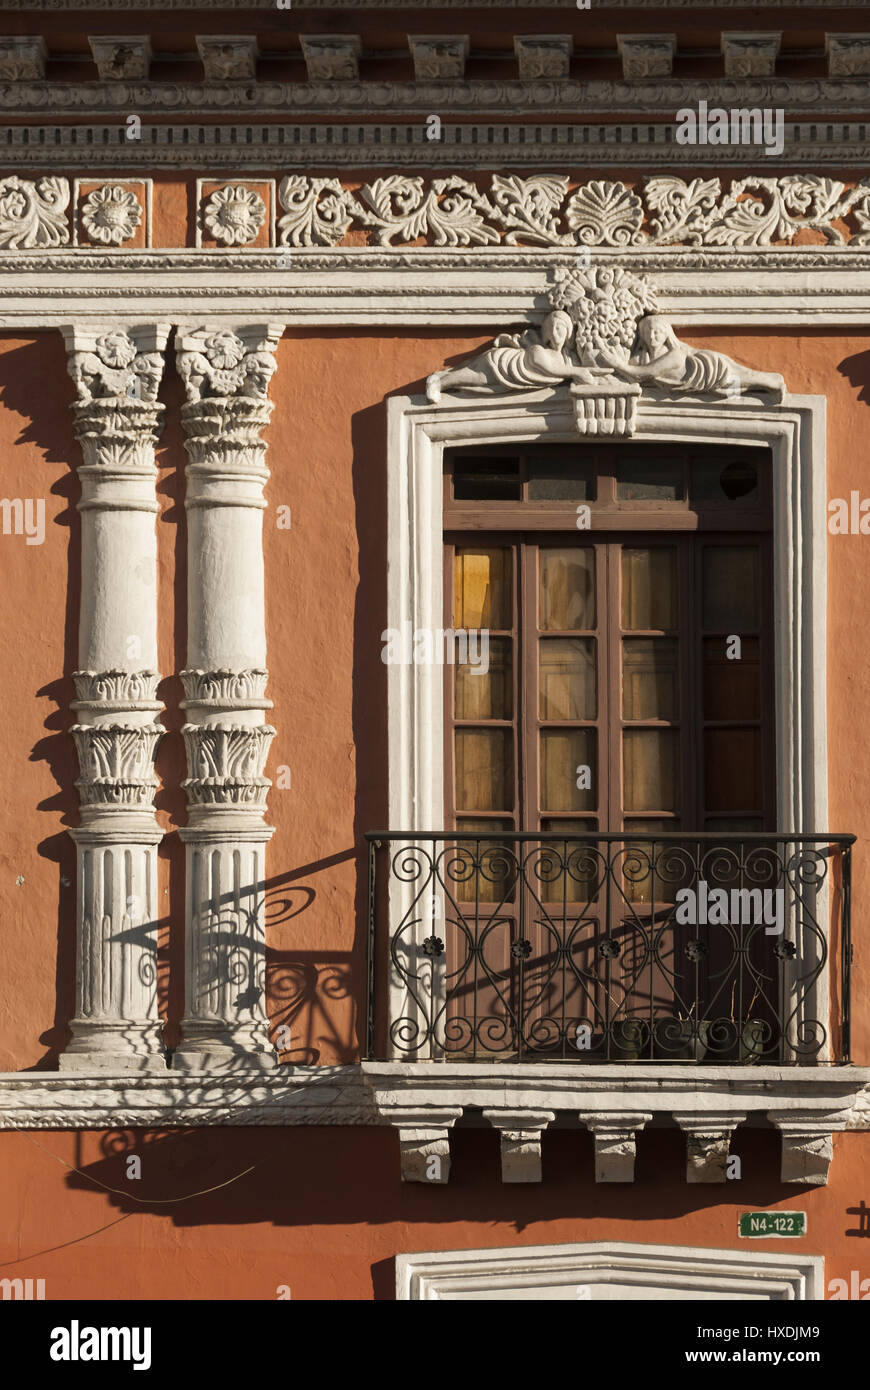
[0,323,868,1295]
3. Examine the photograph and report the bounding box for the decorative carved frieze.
[300,36,362,82]
[721,32,781,79]
[826,34,870,78]
[514,36,572,81]
[5,174,870,252]
[272,174,870,250]
[617,35,676,80]
[408,35,469,80]
[0,38,47,82]
[88,36,152,81]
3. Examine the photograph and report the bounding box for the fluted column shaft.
[173,324,283,1070]
[60,324,170,1071]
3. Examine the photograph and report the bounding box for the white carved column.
[173,324,283,1070]
[60,324,170,1071]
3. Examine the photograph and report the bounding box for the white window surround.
[372,385,852,1175]
[385,387,828,840]
[395,1240,825,1300]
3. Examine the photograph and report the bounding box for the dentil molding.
[3,121,870,170]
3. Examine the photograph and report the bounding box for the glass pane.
[539,638,596,720]
[703,636,760,720]
[540,547,595,631]
[456,637,512,720]
[527,455,594,501]
[691,457,759,504]
[456,728,513,812]
[616,457,683,501]
[454,820,516,903]
[704,818,763,832]
[704,728,762,813]
[623,729,679,812]
[541,729,597,812]
[452,456,521,501]
[702,546,759,631]
[454,547,512,630]
[621,818,681,903]
[621,547,677,630]
[541,817,600,901]
[623,638,679,720]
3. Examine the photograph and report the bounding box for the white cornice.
[4,0,870,8]
[0,1064,868,1130]
[1,251,870,327]
[2,78,870,116]
[3,121,870,170]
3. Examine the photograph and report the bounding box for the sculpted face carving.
[426,266,786,428]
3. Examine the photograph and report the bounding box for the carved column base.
[673,1111,747,1183]
[60,823,165,1072]
[769,1113,839,1185]
[173,825,275,1072]
[583,1112,652,1183]
[384,1108,462,1182]
[483,1108,555,1183]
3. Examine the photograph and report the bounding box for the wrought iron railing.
[365,832,854,1065]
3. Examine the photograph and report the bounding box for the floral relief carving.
[81,184,143,245]
[0,175,69,248]
[5,173,870,254]
[202,184,267,245]
[271,173,870,250]
[182,724,276,807]
[426,265,785,436]
[277,175,357,246]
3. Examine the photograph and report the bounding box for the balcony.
[365,831,853,1067]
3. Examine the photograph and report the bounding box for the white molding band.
[59,323,170,1072]
[1,253,870,329]
[173,322,284,1071]
[1,79,870,118]
[395,1241,826,1300]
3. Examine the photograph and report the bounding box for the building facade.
[1,0,870,1303]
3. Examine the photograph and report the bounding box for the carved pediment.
[426,266,785,436]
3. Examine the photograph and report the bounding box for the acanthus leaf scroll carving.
[426,265,785,436]
[0,174,69,248]
[268,173,870,250]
